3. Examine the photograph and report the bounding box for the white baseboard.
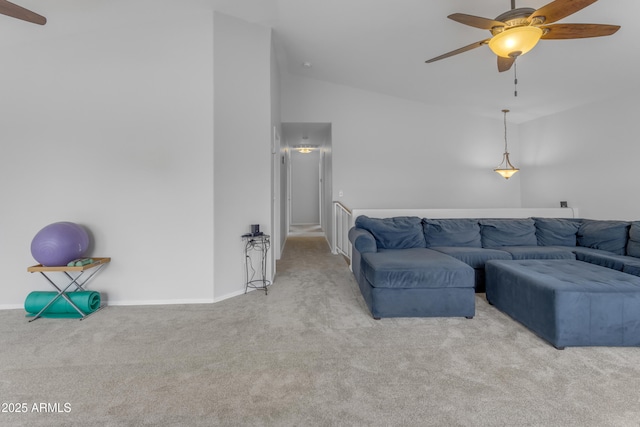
[0,293,259,310]
[213,286,267,303]
[104,298,215,306]
[0,299,217,311]
[0,304,24,310]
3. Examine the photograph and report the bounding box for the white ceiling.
[5,0,638,124]
[216,0,639,124]
[281,122,331,151]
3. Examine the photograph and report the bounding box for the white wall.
[290,150,320,224]
[279,148,288,257]
[213,13,273,301]
[270,39,282,263]
[0,11,215,308]
[281,73,522,211]
[520,89,640,220]
[321,129,333,245]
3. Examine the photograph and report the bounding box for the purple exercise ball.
[30,222,90,266]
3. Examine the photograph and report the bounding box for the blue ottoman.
[486,260,640,349]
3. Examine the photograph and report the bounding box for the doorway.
[280,123,332,248]
[291,149,320,226]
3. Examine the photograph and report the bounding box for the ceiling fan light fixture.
[488,26,543,58]
[426,1,621,72]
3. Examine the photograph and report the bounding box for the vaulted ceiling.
[215,0,639,123]
[4,1,637,124]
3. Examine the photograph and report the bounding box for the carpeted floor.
[1,236,640,426]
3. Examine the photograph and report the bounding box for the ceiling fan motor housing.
[491,7,542,35]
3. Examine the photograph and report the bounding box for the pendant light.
[295,145,314,154]
[294,136,315,154]
[494,109,519,179]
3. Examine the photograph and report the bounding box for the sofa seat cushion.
[361,248,474,289]
[499,246,576,260]
[422,218,481,248]
[577,219,630,255]
[354,216,425,250]
[623,258,640,277]
[430,246,511,269]
[480,218,537,248]
[572,246,631,271]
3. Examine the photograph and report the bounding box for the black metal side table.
[242,234,271,295]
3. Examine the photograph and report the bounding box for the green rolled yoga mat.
[24,291,101,319]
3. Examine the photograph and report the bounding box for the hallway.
[288,224,324,237]
[276,234,347,278]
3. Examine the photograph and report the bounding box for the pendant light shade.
[294,136,316,154]
[295,145,314,154]
[488,26,543,58]
[494,109,519,179]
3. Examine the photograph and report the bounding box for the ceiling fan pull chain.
[514,60,518,97]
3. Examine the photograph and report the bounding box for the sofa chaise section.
[350,216,475,319]
[360,248,475,319]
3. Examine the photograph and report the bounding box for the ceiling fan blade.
[497,56,515,73]
[0,0,46,25]
[529,0,597,25]
[448,13,505,30]
[425,39,490,63]
[540,23,620,39]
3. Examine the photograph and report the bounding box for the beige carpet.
[1,236,640,426]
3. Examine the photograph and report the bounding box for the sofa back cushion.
[354,216,426,250]
[626,222,640,258]
[422,218,481,248]
[480,218,537,248]
[577,219,630,255]
[533,217,581,246]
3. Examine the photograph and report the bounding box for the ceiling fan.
[0,0,46,25]
[426,0,619,72]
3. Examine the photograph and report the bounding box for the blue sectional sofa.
[349,215,640,339]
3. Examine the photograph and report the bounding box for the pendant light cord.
[503,109,509,152]
[514,60,518,97]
